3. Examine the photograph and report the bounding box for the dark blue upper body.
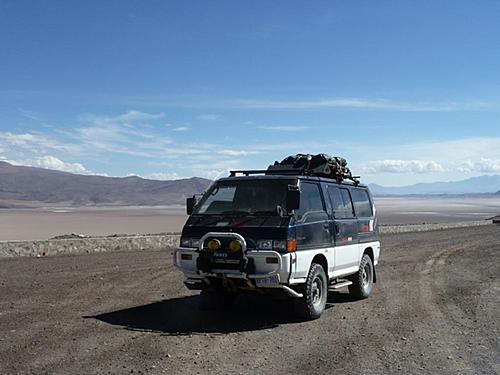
[181,175,379,253]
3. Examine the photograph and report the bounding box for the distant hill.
[3,160,498,206]
[369,175,500,196]
[0,161,212,207]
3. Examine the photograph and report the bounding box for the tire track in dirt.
[417,243,472,372]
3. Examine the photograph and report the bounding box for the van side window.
[351,188,373,217]
[296,182,325,221]
[339,188,355,219]
[328,185,355,219]
[326,185,344,218]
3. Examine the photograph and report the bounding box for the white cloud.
[8,107,500,185]
[217,149,260,156]
[348,137,500,176]
[67,112,173,158]
[196,114,222,121]
[1,132,39,145]
[0,111,324,179]
[115,110,164,121]
[457,158,500,173]
[362,160,444,174]
[172,126,189,132]
[199,169,228,180]
[10,156,89,174]
[147,172,183,180]
[230,98,464,112]
[1,132,51,146]
[0,131,73,153]
[397,137,500,163]
[257,125,309,132]
[18,109,41,121]
[128,172,185,180]
[0,111,325,171]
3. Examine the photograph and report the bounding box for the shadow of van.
[87,291,355,335]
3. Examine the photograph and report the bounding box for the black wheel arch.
[311,254,329,283]
[362,246,376,283]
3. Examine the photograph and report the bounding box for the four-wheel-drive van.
[174,157,380,320]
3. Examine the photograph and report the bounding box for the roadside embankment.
[379,219,492,234]
[0,234,180,258]
[0,220,493,258]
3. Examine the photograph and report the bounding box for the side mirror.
[286,187,300,212]
[186,196,197,215]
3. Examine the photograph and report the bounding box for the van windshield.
[193,179,293,216]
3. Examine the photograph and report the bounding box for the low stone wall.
[0,220,493,258]
[0,234,180,258]
[379,220,492,235]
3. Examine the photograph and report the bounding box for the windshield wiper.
[220,210,250,216]
[251,210,278,216]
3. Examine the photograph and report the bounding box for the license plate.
[255,274,280,287]
[212,259,240,264]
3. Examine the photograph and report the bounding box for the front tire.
[348,254,374,299]
[295,263,328,320]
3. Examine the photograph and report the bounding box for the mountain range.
[368,175,500,196]
[0,161,212,207]
[1,161,500,207]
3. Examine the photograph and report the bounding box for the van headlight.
[256,240,286,251]
[257,239,273,250]
[273,240,287,251]
[229,239,243,252]
[207,239,222,251]
[180,238,200,248]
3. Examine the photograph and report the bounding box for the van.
[174,167,380,320]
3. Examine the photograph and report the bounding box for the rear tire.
[295,263,328,320]
[348,254,374,299]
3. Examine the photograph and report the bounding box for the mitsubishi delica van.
[174,155,380,320]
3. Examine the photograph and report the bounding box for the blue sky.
[1,1,500,185]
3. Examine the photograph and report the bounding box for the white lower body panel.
[289,241,381,283]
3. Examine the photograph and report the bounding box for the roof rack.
[228,169,290,176]
[228,168,361,185]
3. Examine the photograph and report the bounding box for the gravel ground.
[0,225,499,374]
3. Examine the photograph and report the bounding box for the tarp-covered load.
[267,153,359,184]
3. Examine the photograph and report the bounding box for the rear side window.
[351,188,373,217]
[296,182,324,221]
[326,185,355,219]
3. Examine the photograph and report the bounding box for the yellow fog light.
[207,239,221,251]
[229,239,242,252]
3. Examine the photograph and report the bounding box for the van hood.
[181,214,291,249]
[185,214,290,228]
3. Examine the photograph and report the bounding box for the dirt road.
[1,226,498,374]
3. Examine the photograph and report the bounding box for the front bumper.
[173,232,301,297]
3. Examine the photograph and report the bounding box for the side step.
[328,280,352,290]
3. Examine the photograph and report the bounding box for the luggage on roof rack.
[266,153,360,184]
